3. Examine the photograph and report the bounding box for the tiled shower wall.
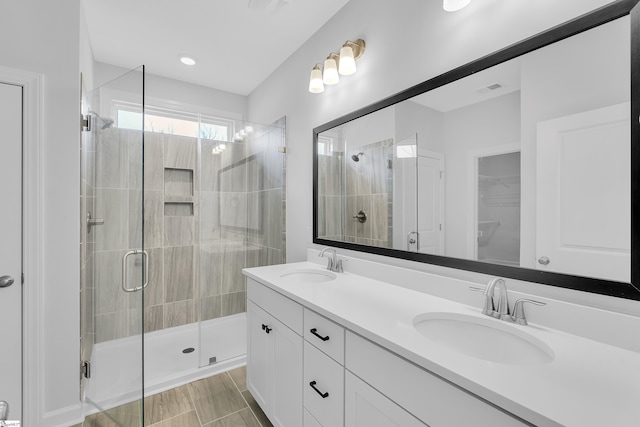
[318,139,393,247]
[86,121,286,343]
[317,153,344,241]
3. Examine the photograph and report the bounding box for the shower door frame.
[81,65,146,426]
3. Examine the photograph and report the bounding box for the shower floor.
[85,314,247,414]
[74,366,273,427]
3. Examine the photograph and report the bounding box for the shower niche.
[164,167,195,216]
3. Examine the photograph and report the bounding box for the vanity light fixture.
[338,39,365,75]
[323,53,340,85]
[308,38,366,93]
[443,0,471,12]
[309,64,325,93]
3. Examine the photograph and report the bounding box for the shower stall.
[80,67,286,424]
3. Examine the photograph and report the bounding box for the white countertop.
[243,261,640,427]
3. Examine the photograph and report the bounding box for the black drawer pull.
[261,324,272,334]
[309,381,329,398]
[310,328,330,341]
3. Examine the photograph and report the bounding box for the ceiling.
[411,58,521,112]
[83,0,350,96]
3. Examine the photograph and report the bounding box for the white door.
[417,153,444,255]
[536,103,630,282]
[392,137,418,251]
[0,82,23,423]
[246,301,271,413]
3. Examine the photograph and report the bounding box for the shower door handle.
[122,249,149,293]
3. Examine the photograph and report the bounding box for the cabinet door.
[271,316,303,427]
[345,371,427,427]
[247,301,272,412]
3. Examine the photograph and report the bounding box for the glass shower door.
[81,66,145,426]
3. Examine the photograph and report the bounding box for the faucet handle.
[319,248,336,271]
[335,258,347,273]
[511,299,546,325]
[468,286,495,317]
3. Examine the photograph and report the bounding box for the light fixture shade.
[309,65,325,93]
[443,0,471,12]
[323,57,340,85]
[338,45,356,75]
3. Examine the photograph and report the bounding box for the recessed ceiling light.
[179,55,197,66]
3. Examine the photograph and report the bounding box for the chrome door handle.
[0,275,15,288]
[407,231,419,251]
[537,256,550,266]
[122,249,149,293]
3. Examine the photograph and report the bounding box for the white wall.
[93,62,248,120]
[0,0,82,422]
[443,91,521,258]
[247,0,618,262]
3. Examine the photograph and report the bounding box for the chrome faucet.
[470,278,545,325]
[486,277,509,320]
[318,248,345,273]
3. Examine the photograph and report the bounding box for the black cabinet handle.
[309,381,329,398]
[310,328,330,341]
[261,324,272,334]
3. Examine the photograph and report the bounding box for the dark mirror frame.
[313,0,640,300]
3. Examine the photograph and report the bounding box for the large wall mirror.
[313,0,640,300]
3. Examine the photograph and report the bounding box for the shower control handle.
[353,210,367,223]
[537,256,550,266]
[261,324,272,334]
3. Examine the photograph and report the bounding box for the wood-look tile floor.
[72,367,273,427]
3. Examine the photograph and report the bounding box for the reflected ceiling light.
[179,55,197,66]
[323,53,340,85]
[245,125,254,133]
[443,0,471,12]
[309,64,325,93]
[338,39,366,75]
[308,38,366,94]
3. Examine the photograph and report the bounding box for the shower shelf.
[164,195,195,203]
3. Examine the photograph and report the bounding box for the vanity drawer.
[247,277,303,335]
[304,308,345,365]
[345,331,529,427]
[304,341,344,427]
[304,408,323,427]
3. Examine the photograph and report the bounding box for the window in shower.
[115,101,233,141]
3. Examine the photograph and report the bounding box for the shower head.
[351,152,364,162]
[88,111,115,130]
[99,117,115,130]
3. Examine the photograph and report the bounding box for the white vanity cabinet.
[246,276,530,427]
[346,331,530,427]
[303,308,346,427]
[345,371,427,427]
[246,279,303,427]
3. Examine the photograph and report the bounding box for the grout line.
[185,382,205,427]
[228,370,265,427]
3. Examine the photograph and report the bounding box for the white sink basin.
[413,312,554,365]
[279,269,337,283]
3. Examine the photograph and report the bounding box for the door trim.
[0,66,44,426]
